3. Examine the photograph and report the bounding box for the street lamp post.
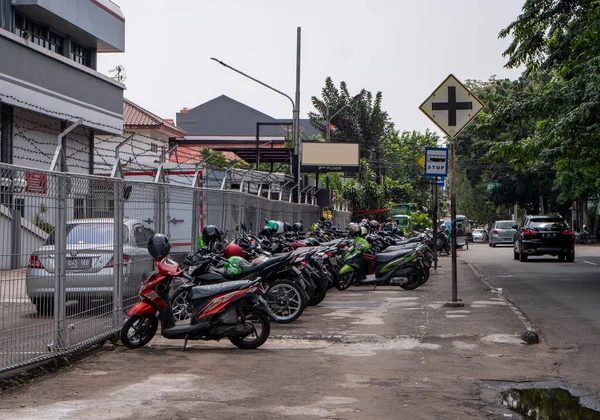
[210,28,302,202]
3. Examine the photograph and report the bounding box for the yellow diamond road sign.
[417,154,425,168]
[419,74,484,139]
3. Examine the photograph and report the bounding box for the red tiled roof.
[171,146,238,163]
[123,98,186,137]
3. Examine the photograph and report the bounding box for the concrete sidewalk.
[0,256,558,419]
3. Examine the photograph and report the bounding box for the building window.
[74,198,85,219]
[15,14,64,55]
[151,143,158,153]
[71,42,91,67]
[14,198,25,217]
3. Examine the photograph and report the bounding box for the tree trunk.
[539,191,545,215]
[594,196,600,238]
[582,198,589,229]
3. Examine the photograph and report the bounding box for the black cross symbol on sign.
[431,86,472,126]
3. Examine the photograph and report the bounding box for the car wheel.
[519,246,528,262]
[491,242,497,248]
[513,249,519,260]
[33,297,54,316]
[566,253,575,263]
[558,254,565,262]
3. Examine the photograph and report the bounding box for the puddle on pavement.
[501,388,600,419]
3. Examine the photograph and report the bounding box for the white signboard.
[425,147,448,177]
[419,74,484,139]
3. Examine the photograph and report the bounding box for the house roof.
[124,98,186,137]
[176,95,319,138]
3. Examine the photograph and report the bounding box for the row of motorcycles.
[120,219,436,351]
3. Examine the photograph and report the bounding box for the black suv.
[514,215,575,262]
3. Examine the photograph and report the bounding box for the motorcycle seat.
[240,252,293,275]
[375,248,414,263]
[382,244,419,253]
[189,280,254,300]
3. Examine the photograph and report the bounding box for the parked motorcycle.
[336,224,425,291]
[120,234,271,350]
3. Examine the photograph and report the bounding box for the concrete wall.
[12,107,91,174]
[0,29,124,133]
[0,204,47,269]
[94,130,170,174]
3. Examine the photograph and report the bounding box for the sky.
[97,0,526,136]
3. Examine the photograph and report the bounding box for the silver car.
[489,220,518,247]
[472,229,487,242]
[26,218,155,315]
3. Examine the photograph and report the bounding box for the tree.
[308,77,394,182]
[499,0,600,235]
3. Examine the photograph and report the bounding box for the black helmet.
[348,223,361,237]
[292,222,303,232]
[202,225,222,244]
[260,225,274,239]
[147,233,171,259]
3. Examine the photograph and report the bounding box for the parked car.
[489,220,518,247]
[513,215,574,262]
[26,218,155,315]
[472,229,487,242]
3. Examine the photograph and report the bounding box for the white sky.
[97,0,525,135]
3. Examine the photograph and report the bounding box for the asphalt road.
[463,241,600,390]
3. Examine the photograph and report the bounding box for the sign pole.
[432,176,438,270]
[449,138,461,305]
[419,74,483,307]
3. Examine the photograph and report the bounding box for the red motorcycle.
[120,234,271,350]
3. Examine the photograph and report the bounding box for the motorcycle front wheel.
[120,314,158,349]
[335,271,356,291]
[229,306,271,349]
[263,280,306,323]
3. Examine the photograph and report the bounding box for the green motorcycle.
[337,236,424,291]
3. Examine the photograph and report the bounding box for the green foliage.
[33,203,53,234]
[199,147,232,168]
[308,77,395,181]
[408,212,431,232]
[498,0,600,190]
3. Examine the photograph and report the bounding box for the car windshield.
[496,222,516,229]
[528,218,566,229]
[44,223,129,245]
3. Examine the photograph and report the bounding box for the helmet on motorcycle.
[224,255,250,276]
[260,225,274,239]
[223,243,245,259]
[368,220,380,231]
[284,222,293,232]
[147,233,171,259]
[347,223,361,237]
[292,222,303,232]
[360,226,368,237]
[202,225,221,245]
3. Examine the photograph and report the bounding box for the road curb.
[463,260,545,342]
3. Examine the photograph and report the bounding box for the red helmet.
[223,243,245,259]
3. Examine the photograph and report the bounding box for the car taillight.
[493,230,499,235]
[562,230,573,235]
[105,254,131,268]
[28,255,43,269]
[523,228,538,236]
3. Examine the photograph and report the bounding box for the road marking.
[583,261,597,266]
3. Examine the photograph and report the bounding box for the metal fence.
[0,161,320,373]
